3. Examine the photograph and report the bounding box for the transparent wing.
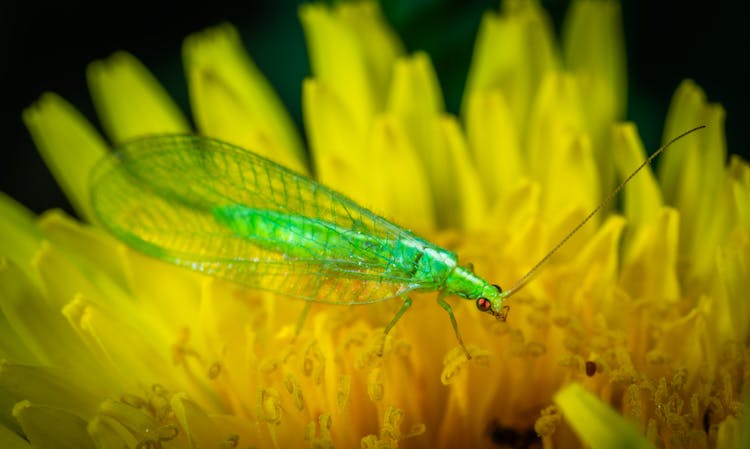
[89,134,445,304]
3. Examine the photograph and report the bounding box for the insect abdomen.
[213,205,453,288]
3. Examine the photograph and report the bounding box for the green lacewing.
[90,127,704,357]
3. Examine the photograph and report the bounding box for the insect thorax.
[441,264,491,300]
[401,243,458,288]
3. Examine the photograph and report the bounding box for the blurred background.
[1,0,748,216]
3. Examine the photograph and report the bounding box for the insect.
[89,127,704,358]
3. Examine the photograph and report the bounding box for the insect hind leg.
[290,302,312,345]
[437,291,471,360]
[380,296,412,356]
[297,302,312,332]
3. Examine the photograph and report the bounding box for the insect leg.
[380,296,412,355]
[437,291,471,360]
[292,302,312,342]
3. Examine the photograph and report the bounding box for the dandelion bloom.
[3,1,749,448]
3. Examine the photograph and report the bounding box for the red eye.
[476,297,492,312]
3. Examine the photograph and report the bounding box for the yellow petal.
[87,52,190,143]
[171,393,219,448]
[387,52,444,122]
[568,216,626,313]
[300,3,373,131]
[38,210,128,293]
[563,0,626,99]
[660,82,729,282]
[36,212,154,331]
[464,88,524,209]
[13,400,95,449]
[336,2,403,95]
[432,117,486,229]
[22,93,108,222]
[612,123,663,228]
[711,232,750,343]
[96,399,161,443]
[62,296,169,387]
[647,303,712,385]
[300,2,402,130]
[366,116,434,231]
[562,0,626,128]
[87,415,138,448]
[545,206,597,267]
[383,53,448,229]
[0,424,29,449]
[0,193,43,275]
[0,263,40,366]
[488,178,540,237]
[620,207,680,301]
[1,257,94,369]
[659,80,705,200]
[302,78,372,202]
[541,129,600,225]
[729,156,750,231]
[122,249,204,333]
[528,73,601,222]
[555,383,656,449]
[462,0,559,134]
[0,363,103,418]
[659,80,725,214]
[183,23,307,174]
[33,234,102,308]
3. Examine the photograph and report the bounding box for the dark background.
[1,0,748,217]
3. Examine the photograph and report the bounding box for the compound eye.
[476,297,492,312]
[492,284,503,293]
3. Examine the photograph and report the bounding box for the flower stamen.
[219,434,239,449]
[207,361,222,379]
[336,375,351,411]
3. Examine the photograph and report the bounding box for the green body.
[89,135,505,313]
[213,206,495,302]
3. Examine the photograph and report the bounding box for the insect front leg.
[380,296,413,356]
[437,291,471,360]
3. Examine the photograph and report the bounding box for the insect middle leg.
[437,291,471,360]
[380,295,412,355]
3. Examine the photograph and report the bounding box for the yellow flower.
[2,1,749,448]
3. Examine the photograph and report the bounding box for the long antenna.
[502,124,706,298]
